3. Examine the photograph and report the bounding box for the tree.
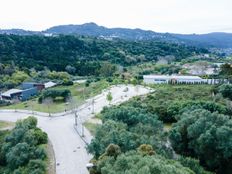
[219,84,232,100]
[169,109,232,173]
[106,92,113,105]
[6,142,30,169]
[88,106,164,158]
[99,62,116,77]
[0,117,48,173]
[65,65,76,75]
[42,97,53,116]
[95,150,197,174]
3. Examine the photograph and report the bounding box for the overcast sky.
[0,0,231,34]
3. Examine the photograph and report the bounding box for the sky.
[0,0,231,34]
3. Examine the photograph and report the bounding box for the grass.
[45,141,56,174]
[148,84,227,105]
[164,123,172,132]
[1,80,109,113]
[0,121,14,129]
[83,122,100,136]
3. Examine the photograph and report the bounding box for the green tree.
[169,109,232,173]
[219,84,232,100]
[106,92,113,104]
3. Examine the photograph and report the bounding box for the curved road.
[0,85,152,174]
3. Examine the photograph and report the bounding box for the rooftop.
[1,89,23,97]
[44,81,57,88]
[143,75,202,80]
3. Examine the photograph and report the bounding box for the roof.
[44,81,57,88]
[143,75,202,80]
[1,89,23,97]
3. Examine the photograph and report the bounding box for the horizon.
[1,22,232,35]
[0,0,231,34]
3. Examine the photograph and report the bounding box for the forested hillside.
[0,34,207,71]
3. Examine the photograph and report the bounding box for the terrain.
[1,22,232,48]
[0,85,151,174]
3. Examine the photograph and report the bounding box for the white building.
[143,75,204,84]
[44,81,57,89]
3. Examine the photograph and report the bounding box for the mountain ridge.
[1,22,232,48]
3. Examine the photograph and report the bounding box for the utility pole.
[74,111,78,126]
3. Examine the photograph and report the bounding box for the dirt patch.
[46,139,56,174]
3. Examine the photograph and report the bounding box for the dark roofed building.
[1,89,23,101]
[22,82,45,91]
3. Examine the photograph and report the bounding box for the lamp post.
[74,111,78,126]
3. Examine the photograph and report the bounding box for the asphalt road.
[0,85,152,174]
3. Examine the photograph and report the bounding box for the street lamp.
[74,111,78,126]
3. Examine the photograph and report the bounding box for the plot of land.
[1,80,109,113]
[0,121,14,129]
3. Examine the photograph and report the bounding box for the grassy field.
[83,122,100,136]
[1,80,109,113]
[0,121,14,129]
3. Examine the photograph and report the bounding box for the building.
[22,82,45,91]
[143,75,205,84]
[1,89,23,101]
[44,81,57,89]
[1,81,58,102]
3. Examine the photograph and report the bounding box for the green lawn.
[83,122,99,136]
[0,121,14,129]
[1,80,109,113]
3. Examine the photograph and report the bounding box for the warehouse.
[143,75,204,84]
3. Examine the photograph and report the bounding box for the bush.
[0,117,48,173]
[169,109,232,173]
[38,89,71,103]
[62,80,74,86]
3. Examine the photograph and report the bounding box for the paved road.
[0,85,152,174]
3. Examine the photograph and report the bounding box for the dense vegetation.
[88,106,168,158]
[119,85,229,123]
[0,34,207,71]
[169,109,232,173]
[87,84,232,174]
[38,89,71,103]
[0,117,48,174]
[94,146,203,174]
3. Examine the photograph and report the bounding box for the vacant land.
[1,80,109,113]
[0,121,14,129]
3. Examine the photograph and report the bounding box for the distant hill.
[44,23,232,48]
[0,29,39,35]
[1,23,232,48]
[172,32,232,48]
[45,22,177,41]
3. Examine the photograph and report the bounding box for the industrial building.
[143,75,205,84]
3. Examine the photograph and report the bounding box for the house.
[1,89,23,101]
[22,82,45,91]
[1,81,56,102]
[143,75,204,84]
[19,87,38,101]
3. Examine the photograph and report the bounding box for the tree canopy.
[169,109,232,173]
[0,117,48,174]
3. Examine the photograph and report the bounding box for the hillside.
[0,34,207,71]
[1,23,232,48]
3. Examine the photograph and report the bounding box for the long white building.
[143,75,204,84]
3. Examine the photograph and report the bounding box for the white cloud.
[0,0,231,34]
